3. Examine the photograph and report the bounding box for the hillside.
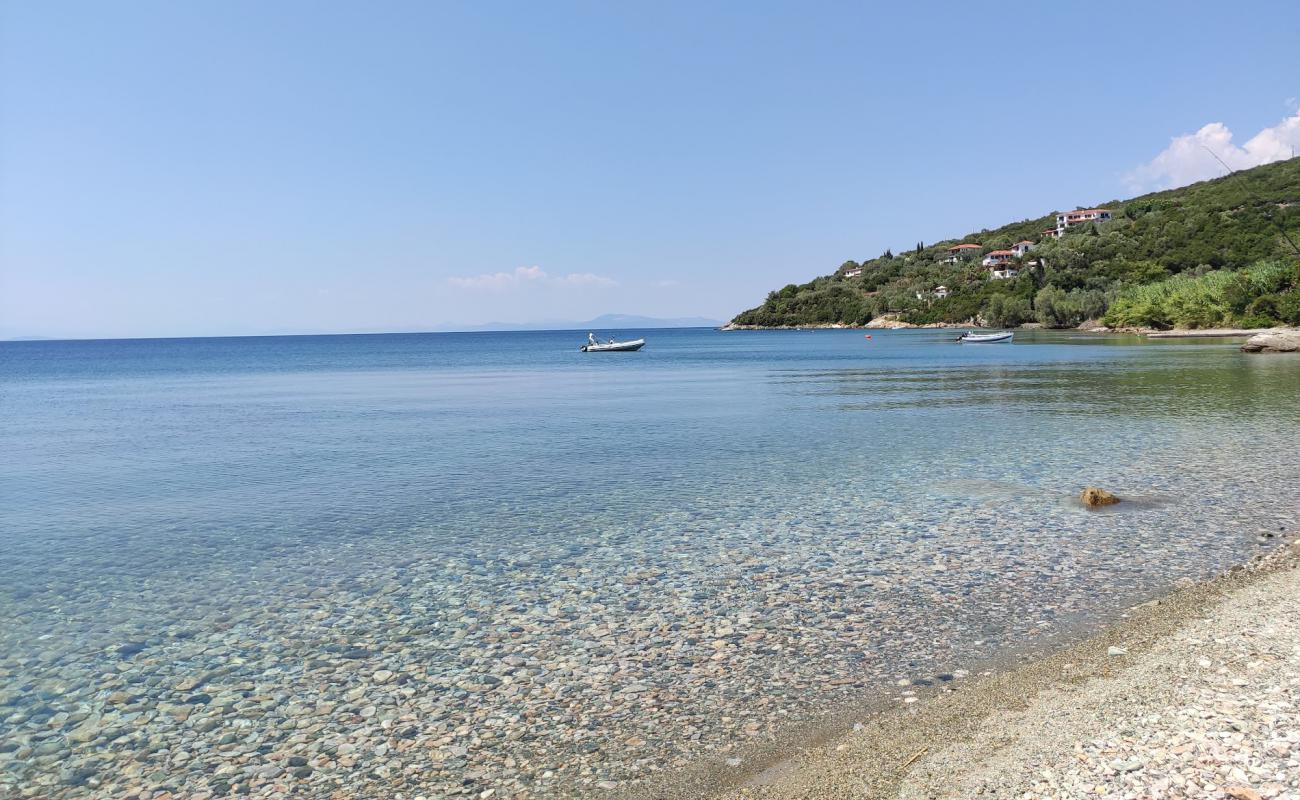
[729,157,1300,330]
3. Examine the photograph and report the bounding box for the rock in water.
[116,641,148,657]
[1240,329,1300,353]
[1081,487,1120,507]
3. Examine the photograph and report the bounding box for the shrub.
[1103,261,1299,329]
[1275,289,1300,325]
[1237,314,1279,329]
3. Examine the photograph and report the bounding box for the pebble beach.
[704,537,1300,800]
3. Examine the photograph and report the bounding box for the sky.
[2,1,1299,339]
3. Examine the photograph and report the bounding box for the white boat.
[580,334,645,352]
[958,331,1014,343]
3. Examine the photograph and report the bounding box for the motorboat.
[580,333,645,352]
[958,331,1014,343]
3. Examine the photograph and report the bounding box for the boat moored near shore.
[958,331,1014,343]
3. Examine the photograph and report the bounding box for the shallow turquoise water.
[4,328,1295,567]
[1,328,1297,796]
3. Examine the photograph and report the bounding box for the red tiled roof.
[948,243,982,250]
[987,249,1014,256]
[1014,240,1033,245]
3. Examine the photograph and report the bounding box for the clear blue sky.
[2,1,1298,338]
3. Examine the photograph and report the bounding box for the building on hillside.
[982,249,1019,279]
[942,243,983,264]
[1042,227,1061,239]
[981,249,1015,268]
[844,266,863,278]
[1011,240,1034,257]
[1054,208,1111,236]
[915,285,952,303]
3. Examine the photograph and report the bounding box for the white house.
[844,267,863,278]
[1054,208,1111,236]
[1010,240,1034,257]
[934,285,950,299]
[942,243,983,264]
[981,249,1019,279]
[981,249,1014,268]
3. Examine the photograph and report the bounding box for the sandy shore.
[656,535,1300,800]
[1147,327,1299,339]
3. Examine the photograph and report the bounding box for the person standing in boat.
[588,332,599,346]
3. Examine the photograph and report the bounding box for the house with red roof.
[1054,208,1111,236]
[981,249,1014,267]
[981,249,1019,279]
[942,243,982,264]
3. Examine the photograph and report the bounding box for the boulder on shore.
[863,315,916,329]
[1240,329,1300,353]
[1081,487,1120,508]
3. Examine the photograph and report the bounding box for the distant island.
[728,157,1300,331]
[436,313,723,333]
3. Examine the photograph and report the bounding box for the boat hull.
[581,339,645,352]
[959,332,1014,343]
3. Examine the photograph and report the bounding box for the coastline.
[651,534,1300,800]
[720,322,1300,339]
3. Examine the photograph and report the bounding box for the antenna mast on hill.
[1201,145,1300,257]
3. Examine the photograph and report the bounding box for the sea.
[2,327,1298,798]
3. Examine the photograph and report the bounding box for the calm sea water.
[1,328,1298,797]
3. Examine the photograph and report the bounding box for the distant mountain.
[438,313,723,332]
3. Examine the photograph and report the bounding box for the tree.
[982,294,1031,327]
[1034,286,1107,327]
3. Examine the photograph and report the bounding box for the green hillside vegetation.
[730,157,1300,330]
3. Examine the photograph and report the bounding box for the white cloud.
[1126,110,1300,192]
[447,265,616,290]
[554,272,617,287]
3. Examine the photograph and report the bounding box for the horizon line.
[1,325,726,344]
